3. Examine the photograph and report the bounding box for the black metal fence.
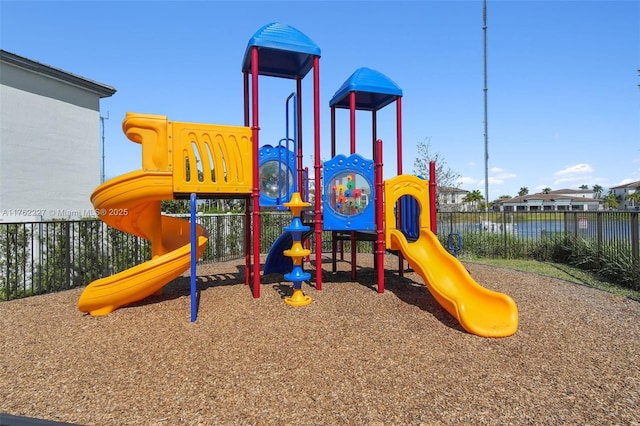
[436,211,639,257]
[2,211,638,300]
[436,211,639,289]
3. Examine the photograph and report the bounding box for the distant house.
[437,186,470,212]
[498,189,603,212]
[610,180,640,211]
[0,50,116,222]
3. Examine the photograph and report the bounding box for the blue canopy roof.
[329,67,403,111]
[242,23,321,79]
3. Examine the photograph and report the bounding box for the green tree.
[592,184,603,199]
[625,192,640,208]
[0,224,31,300]
[107,227,150,274]
[579,184,589,190]
[412,137,461,189]
[161,199,191,214]
[463,189,484,211]
[603,191,620,210]
[518,187,529,196]
[33,221,71,294]
[543,187,552,194]
[72,220,110,287]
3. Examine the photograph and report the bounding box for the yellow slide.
[384,174,518,337]
[78,112,252,316]
[388,228,518,337]
[77,170,208,316]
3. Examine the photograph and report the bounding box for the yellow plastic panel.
[171,121,253,195]
[122,112,172,172]
[384,175,430,248]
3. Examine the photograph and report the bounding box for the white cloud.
[553,163,594,186]
[467,161,477,167]
[554,163,593,177]
[488,167,516,184]
[457,176,478,186]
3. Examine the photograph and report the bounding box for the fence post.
[502,211,508,258]
[596,212,603,268]
[65,222,71,290]
[632,212,639,280]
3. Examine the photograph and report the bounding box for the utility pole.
[483,0,490,211]
[100,111,109,183]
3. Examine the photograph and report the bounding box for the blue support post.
[190,193,197,322]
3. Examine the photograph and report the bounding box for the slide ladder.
[78,113,253,315]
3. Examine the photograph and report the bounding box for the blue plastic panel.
[259,145,297,207]
[329,67,403,111]
[323,154,375,231]
[400,194,420,241]
[242,22,321,79]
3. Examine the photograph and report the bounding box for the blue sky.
[2,0,639,200]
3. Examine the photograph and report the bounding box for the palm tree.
[463,190,484,211]
[579,184,588,190]
[603,191,620,210]
[518,187,529,196]
[543,187,552,194]
[592,184,603,199]
[625,192,640,209]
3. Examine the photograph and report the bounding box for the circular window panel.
[260,161,294,200]
[326,172,371,217]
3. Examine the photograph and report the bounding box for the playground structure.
[77,23,518,337]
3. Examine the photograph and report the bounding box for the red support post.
[243,72,250,127]
[375,138,385,293]
[313,56,323,290]
[349,91,357,281]
[349,91,356,154]
[372,110,377,161]
[396,97,403,174]
[251,47,261,298]
[372,109,377,270]
[396,97,404,277]
[330,105,337,272]
[429,160,437,234]
[296,78,304,192]
[245,205,251,287]
[243,71,251,286]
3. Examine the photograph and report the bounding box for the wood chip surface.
[1,254,639,425]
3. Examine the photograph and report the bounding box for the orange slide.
[388,228,518,337]
[77,170,208,315]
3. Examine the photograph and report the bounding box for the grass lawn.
[463,257,640,301]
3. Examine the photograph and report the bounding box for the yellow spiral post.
[283,192,312,306]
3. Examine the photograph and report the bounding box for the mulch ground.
[1,254,639,425]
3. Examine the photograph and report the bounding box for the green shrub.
[0,224,31,300]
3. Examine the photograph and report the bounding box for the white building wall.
[0,62,101,221]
